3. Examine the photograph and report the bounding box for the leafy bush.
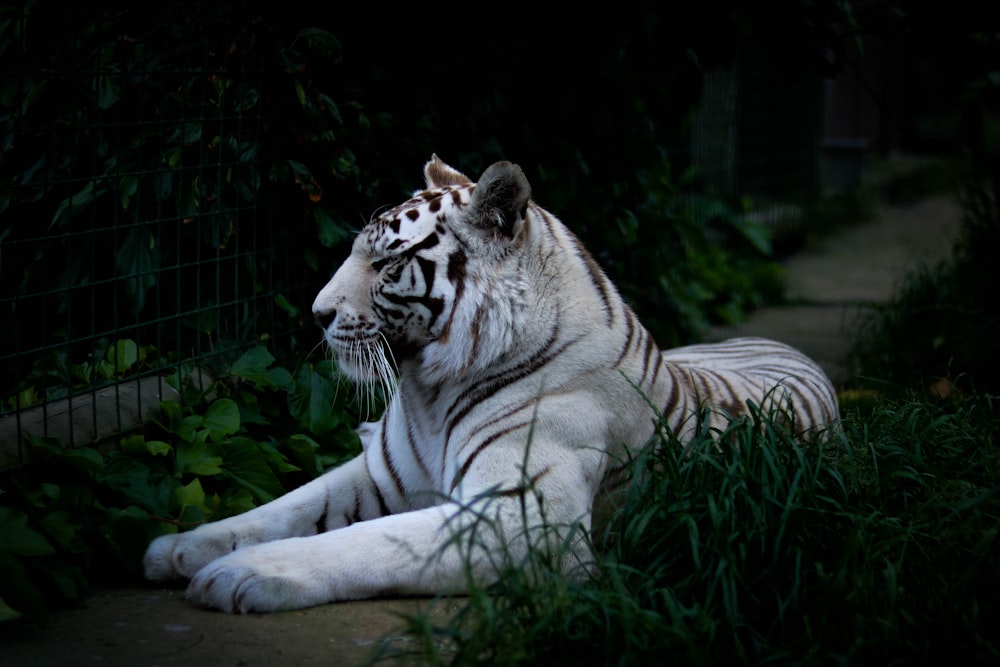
[0,345,364,621]
[375,394,1000,666]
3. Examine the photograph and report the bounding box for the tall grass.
[370,395,1000,666]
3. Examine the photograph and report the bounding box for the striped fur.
[143,156,839,612]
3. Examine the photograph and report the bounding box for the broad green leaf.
[297,27,342,57]
[202,398,241,440]
[163,145,183,169]
[145,440,172,456]
[105,339,139,375]
[0,507,55,557]
[285,433,322,476]
[93,72,120,109]
[158,399,184,431]
[317,93,343,125]
[120,434,147,456]
[286,159,313,183]
[229,347,289,390]
[116,228,159,313]
[50,180,105,229]
[251,437,300,474]
[175,478,205,509]
[218,438,283,503]
[221,487,257,515]
[174,415,208,444]
[100,455,176,516]
[733,219,773,255]
[268,366,294,391]
[0,554,43,619]
[275,293,300,318]
[175,438,224,477]
[40,511,86,554]
[289,363,341,435]
[118,174,140,209]
[315,206,348,248]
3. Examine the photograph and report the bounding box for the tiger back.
[142,156,839,613]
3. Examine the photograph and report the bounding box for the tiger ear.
[468,161,531,239]
[424,154,472,188]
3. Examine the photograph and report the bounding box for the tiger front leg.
[185,488,590,612]
[184,448,597,612]
[144,454,375,581]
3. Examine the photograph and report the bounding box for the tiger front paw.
[186,542,329,613]
[143,529,238,582]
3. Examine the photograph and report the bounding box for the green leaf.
[120,434,147,456]
[146,440,172,456]
[118,174,140,209]
[50,180,106,229]
[285,433,322,476]
[268,366,295,391]
[733,219,773,256]
[218,438,284,503]
[0,507,55,557]
[163,146,183,169]
[275,293,300,318]
[105,339,139,375]
[40,511,86,554]
[220,488,257,515]
[230,347,281,390]
[315,206,348,248]
[297,27,342,57]
[0,554,43,620]
[116,228,159,313]
[289,363,341,435]
[100,455,176,516]
[230,347,293,391]
[93,71,120,109]
[251,437,300,474]
[158,400,185,434]
[175,478,206,509]
[175,437,224,477]
[202,398,241,440]
[0,594,22,622]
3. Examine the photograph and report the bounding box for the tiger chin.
[143,155,839,613]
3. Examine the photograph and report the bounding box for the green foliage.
[376,394,1000,666]
[4,337,156,411]
[0,344,362,621]
[0,1,371,405]
[608,161,785,345]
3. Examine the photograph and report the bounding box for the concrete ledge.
[0,377,181,470]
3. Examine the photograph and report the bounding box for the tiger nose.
[314,308,336,330]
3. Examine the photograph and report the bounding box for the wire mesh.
[0,5,317,468]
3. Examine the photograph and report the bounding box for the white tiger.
[143,156,839,612]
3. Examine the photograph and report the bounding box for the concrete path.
[706,195,962,388]
[0,195,964,667]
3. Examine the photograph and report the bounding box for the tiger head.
[312,156,533,388]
